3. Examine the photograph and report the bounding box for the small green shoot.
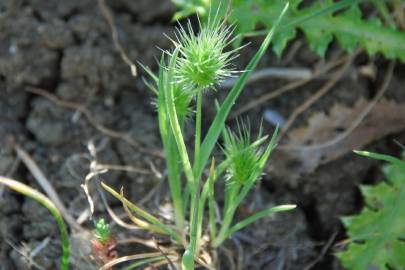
[94,218,111,245]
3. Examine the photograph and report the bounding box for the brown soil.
[1,0,404,269]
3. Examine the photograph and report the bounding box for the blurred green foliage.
[338,151,405,270]
[172,0,405,61]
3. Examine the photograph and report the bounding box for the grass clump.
[103,3,295,269]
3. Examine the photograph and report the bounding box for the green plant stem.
[196,178,209,248]
[189,90,204,259]
[0,177,70,270]
[212,204,236,247]
[194,91,203,166]
[208,183,217,242]
[196,158,216,250]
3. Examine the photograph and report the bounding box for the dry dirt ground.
[1,0,404,269]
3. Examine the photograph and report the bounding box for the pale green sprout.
[103,3,294,270]
[94,218,111,244]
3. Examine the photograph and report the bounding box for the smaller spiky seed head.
[222,123,265,185]
[173,17,238,92]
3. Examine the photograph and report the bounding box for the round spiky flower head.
[173,14,239,92]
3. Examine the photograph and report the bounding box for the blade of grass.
[194,3,289,182]
[222,205,296,241]
[120,188,167,234]
[101,182,182,243]
[353,150,405,167]
[158,56,185,229]
[0,177,70,270]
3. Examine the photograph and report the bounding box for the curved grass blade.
[223,204,296,240]
[0,177,70,270]
[353,150,405,167]
[101,182,182,243]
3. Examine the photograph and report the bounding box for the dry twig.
[303,231,338,270]
[100,252,177,270]
[25,87,163,158]
[14,144,82,231]
[97,0,137,76]
[230,55,348,118]
[279,61,395,151]
[277,52,357,143]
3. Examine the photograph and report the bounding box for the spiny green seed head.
[172,83,193,118]
[173,17,238,92]
[223,123,264,185]
[94,218,111,244]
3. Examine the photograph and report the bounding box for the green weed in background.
[338,151,405,270]
[172,0,405,61]
[103,3,295,269]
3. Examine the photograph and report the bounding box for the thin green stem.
[0,177,70,270]
[196,178,209,249]
[188,90,204,264]
[212,204,236,248]
[196,158,216,250]
[194,91,203,166]
[208,184,217,241]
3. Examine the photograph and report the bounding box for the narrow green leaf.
[101,182,182,243]
[157,55,185,229]
[224,204,296,239]
[353,150,405,167]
